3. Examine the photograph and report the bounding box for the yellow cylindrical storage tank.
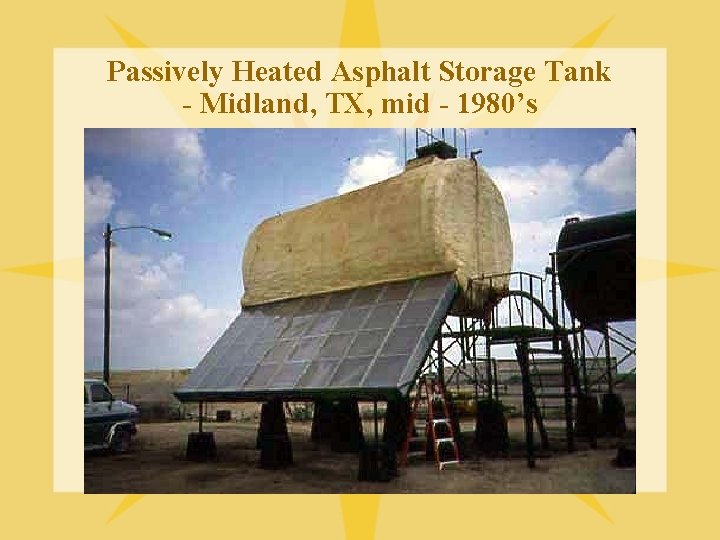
[241,157,512,316]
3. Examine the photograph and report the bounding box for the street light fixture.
[103,222,173,385]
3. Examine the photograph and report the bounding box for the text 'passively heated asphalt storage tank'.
[556,210,636,326]
[241,157,513,316]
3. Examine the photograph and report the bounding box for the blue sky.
[84,128,636,371]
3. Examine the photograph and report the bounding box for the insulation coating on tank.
[556,210,636,326]
[241,157,513,316]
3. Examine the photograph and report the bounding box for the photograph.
[83,127,636,493]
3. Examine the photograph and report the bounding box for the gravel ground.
[85,417,635,494]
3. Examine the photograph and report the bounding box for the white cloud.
[85,129,209,200]
[84,246,234,370]
[149,203,168,216]
[218,171,235,191]
[487,161,581,222]
[113,208,137,227]
[150,294,223,325]
[168,129,208,198]
[484,160,590,272]
[510,213,587,274]
[582,131,636,196]
[338,150,403,194]
[85,176,115,230]
[85,247,181,311]
[159,252,184,276]
[486,132,637,276]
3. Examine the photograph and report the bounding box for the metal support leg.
[493,358,500,402]
[516,338,535,468]
[472,331,480,403]
[561,339,575,453]
[580,328,588,393]
[437,333,445,390]
[531,389,550,450]
[604,325,614,393]
[485,334,493,400]
[373,400,379,449]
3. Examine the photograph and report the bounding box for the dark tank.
[556,210,636,326]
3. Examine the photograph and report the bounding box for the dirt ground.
[85,417,635,494]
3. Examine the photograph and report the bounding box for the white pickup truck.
[84,378,139,452]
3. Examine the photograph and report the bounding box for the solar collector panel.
[175,273,456,401]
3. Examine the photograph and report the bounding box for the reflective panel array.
[176,273,456,400]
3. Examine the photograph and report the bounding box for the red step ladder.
[400,376,460,470]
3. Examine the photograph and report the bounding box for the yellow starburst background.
[1,0,717,538]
